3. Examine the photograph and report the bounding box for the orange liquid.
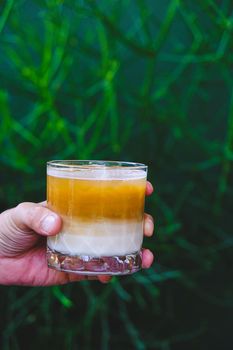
[47,175,146,221]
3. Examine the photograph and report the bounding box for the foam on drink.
[47,166,146,180]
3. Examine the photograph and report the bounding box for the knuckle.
[29,206,47,221]
[16,203,48,228]
[28,206,49,231]
[16,202,31,211]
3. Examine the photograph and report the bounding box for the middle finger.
[143,213,154,237]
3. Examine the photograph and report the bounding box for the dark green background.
[0,0,233,349]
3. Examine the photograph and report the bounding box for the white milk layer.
[47,218,143,256]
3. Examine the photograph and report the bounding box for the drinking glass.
[46,160,147,275]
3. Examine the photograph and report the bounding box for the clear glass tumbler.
[46,160,147,275]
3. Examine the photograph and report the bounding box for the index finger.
[146,181,154,196]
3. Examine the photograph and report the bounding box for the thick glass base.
[47,247,142,275]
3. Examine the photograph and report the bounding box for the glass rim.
[47,160,147,170]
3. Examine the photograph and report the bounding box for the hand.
[0,182,154,286]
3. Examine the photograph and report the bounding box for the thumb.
[12,202,62,236]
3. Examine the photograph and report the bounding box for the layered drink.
[46,160,147,275]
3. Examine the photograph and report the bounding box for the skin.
[0,182,154,286]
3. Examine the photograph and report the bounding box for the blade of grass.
[0,0,14,34]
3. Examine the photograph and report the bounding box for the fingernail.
[145,220,154,236]
[40,215,56,233]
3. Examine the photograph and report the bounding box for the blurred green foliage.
[0,0,233,349]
